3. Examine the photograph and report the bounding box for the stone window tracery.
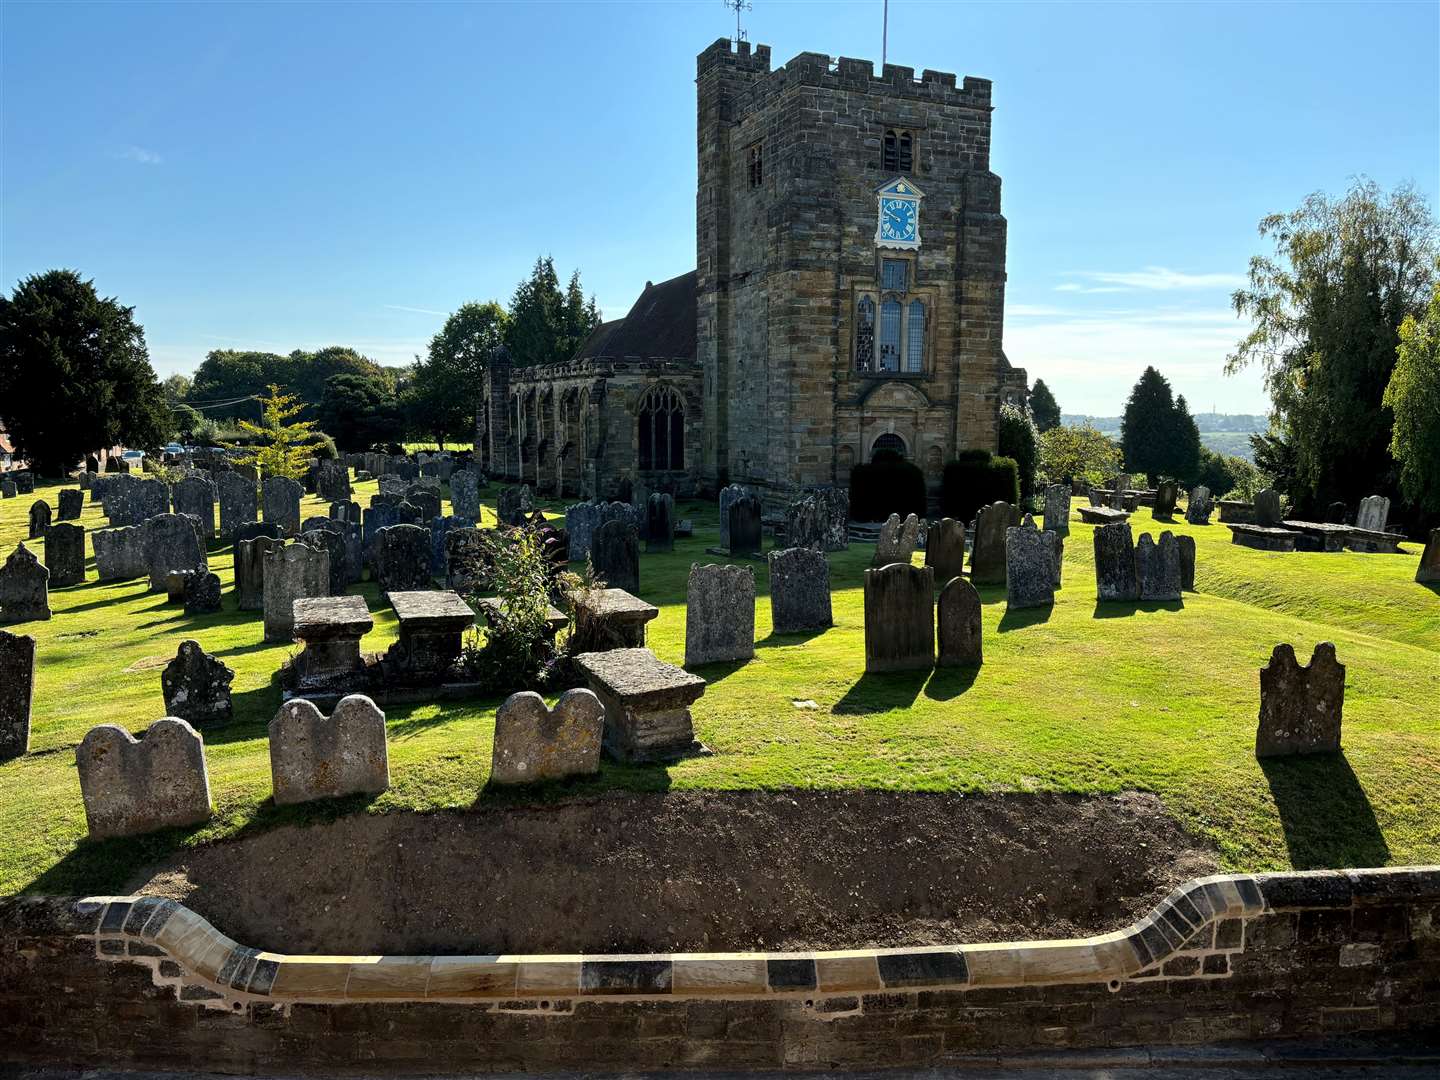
[883,129,914,173]
[637,385,685,471]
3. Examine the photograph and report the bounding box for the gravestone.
[0,478,15,498]
[92,526,147,581]
[1185,485,1213,525]
[450,469,481,521]
[445,528,489,594]
[12,472,33,494]
[336,519,363,584]
[165,570,195,605]
[863,562,934,673]
[75,718,212,839]
[1093,522,1138,602]
[1005,520,1059,610]
[497,484,532,526]
[291,595,373,691]
[727,493,762,557]
[262,542,329,642]
[375,524,433,596]
[261,476,303,535]
[216,472,258,538]
[44,522,86,587]
[1355,495,1390,533]
[142,513,206,592]
[937,575,983,667]
[316,462,350,502]
[1253,487,1282,528]
[1135,531,1183,601]
[873,513,920,567]
[812,485,851,552]
[684,563,755,666]
[394,499,425,526]
[592,519,640,594]
[363,502,402,571]
[329,499,362,524]
[490,688,605,785]
[784,494,825,551]
[970,502,1020,586]
[0,543,51,623]
[27,500,50,539]
[58,488,84,521]
[378,474,408,498]
[646,492,675,554]
[1153,480,1179,520]
[1326,501,1348,525]
[161,640,234,727]
[233,526,284,610]
[1042,484,1071,536]
[269,695,389,805]
[767,547,832,634]
[172,475,215,539]
[1256,642,1345,758]
[924,517,967,583]
[1177,534,1197,591]
[1417,527,1440,585]
[718,484,751,552]
[0,630,34,760]
[407,488,442,522]
[566,502,601,562]
[300,526,347,596]
[301,515,332,535]
[428,516,474,579]
[131,478,168,523]
[182,571,223,615]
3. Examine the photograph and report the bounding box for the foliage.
[1038,423,1123,488]
[0,269,172,475]
[189,346,389,422]
[1196,447,1268,501]
[171,402,202,438]
[848,453,928,522]
[1249,428,1298,498]
[1228,179,1437,515]
[162,373,192,400]
[1382,280,1440,515]
[942,449,1020,523]
[461,528,573,692]
[225,385,318,480]
[998,402,1039,501]
[192,418,223,447]
[1029,379,1062,432]
[1120,366,1200,483]
[405,301,509,445]
[318,372,402,451]
[505,257,601,367]
[312,432,338,460]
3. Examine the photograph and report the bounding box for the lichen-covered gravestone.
[1253,487,1282,528]
[27,500,50,539]
[44,522,86,587]
[565,502,600,562]
[234,530,283,610]
[937,575,983,667]
[1093,522,1138,602]
[1355,495,1390,533]
[863,562,934,673]
[970,502,1020,586]
[1153,480,1179,520]
[446,527,489,595]
[591,518,640,594]
[496,484,532,527]
[407,489,442,522]
[924,517,966,583]
[450,469,481,522]
[131,477,169,523]
[142,513,206,592]
[161,640,234,727]
[92,526,147,582]
[1185,485,1213,525]
[183,571,223,615]
[726,493,763,557]
[812,485,851,552]
[268,694,389,805]
[428,515,474,579]
[75,718,212,839]
[784,494,825,551]
[1177,534,1197,592]
[216,471,258,539]
[0,630,35,760]
[262,541,329,642]
[767,546,832,634]
[172,475,216,538]
[684,563,755,666]
[873,513,920,567]
[1135,532,1183,602]
[490,688,604,785]
[57,488,84,521]
[300,527,347,596]
[0,543,50,623]
[1004,520,1059,611]
[1418,528,1440,585]
[316,462,350,502]
[646,492,675,554]
[718,484,751,552]
[1042,484,1071,536]
[262,476,303,535]
[375,524,433,597]
[1255,643,1345,758]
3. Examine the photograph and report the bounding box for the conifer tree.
[228,384,318,480]
[1029,379,1062,432]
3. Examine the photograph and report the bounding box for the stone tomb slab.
[1228,524,1298,552]
[382,590,475,684]
[475,597,568,639]
[291,595,374,692]
[1280,520,1353,553]
[570,587,658,653]
[1077,505,1131,526]
[573,647,708,764]
[1345,527,1406,554]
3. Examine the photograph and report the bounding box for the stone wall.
[2,868,1435,1072]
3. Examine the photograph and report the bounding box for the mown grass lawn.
[1,475,1436,898]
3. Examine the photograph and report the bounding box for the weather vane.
[723,0,751,46]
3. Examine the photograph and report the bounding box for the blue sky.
[3,0,1436,415]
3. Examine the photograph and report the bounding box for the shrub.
[1038,423,1123,489]
[461,529,557,693]
[1196,447,1269,501]
[998,402,1039,502]
[849,455,928,522]
[313,432,339,460]
[942,450,1020,523]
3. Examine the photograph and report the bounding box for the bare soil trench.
[129,790,1217,956]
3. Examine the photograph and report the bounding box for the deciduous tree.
[227,384,318,480]
[1383,280,1440,515]
[1037,423,1122,488]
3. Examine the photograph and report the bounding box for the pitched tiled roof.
[576,271,696,362]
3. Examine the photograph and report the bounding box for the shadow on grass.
[924,664,980,702]
[1259,753,1390,870]
[473,758,675,809]
[685,656,750,686]
[1091,599,1184,619]
[997,603,1054,632]
[833,666,929,715]
[756,626,829,649]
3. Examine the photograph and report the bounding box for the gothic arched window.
[879,299,902,372]
[872,432,907,460]
[637,385,685,471]
[905,299,926,373]
[856,296,875,372]
[883,129,914,173]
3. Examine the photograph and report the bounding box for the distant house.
[0,425,15,472]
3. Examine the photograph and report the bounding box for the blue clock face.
[880,197,917,243]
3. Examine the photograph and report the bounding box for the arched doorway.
[870,432,907,460]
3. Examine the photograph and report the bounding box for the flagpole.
[882,0,889,65]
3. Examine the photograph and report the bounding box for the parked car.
[121,449,145,465]
[163,443,185,455]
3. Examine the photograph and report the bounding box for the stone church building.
[475,38,1026,506]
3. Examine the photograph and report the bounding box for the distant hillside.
[1060,414,1263,462]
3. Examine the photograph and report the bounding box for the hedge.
[941,451,1020,523]
[849,453,928,523]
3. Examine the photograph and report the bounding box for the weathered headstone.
[92,526,147,582]
[261,475,303,535]
[718,484,751,552]
[0,630,34,760]
[1185,485,1213,525]
[784,494,825,551]
[1355,495,1390,533]
[183,570,223,615]
[812,485,851,552]
[450,469,481,521]
[565,502,601,562]
[1417,528,1440,585]
[445,527,489,595]
[1326,501,1348,525]
[970,502,1020,586]
[1177,534,1197,591]
[937,576,983,667]
[43,522,86,587]
[57,488,84,521]
[27,500,50,539]
[923,517,967,583]
[0,543,51,623]
[316,462,350,502]
[0,478,16,499]
[131,477,168,523]
[172,475,216,539]
[428,516,474,579]
[767,547,832,635]
[863,562,934,673]
[142,513,206,592]
[161,640,233,727]
[262,542,329,642]
[592,518,640,594]
[1093,522,1138,602]
[75,718,212,839]
[329,499,362,524]
[1042,485,1071,536]
[1153,480,1179,520]
[1005,520,1059,610]
[1134,531,1183,601]
[727,494,762,557]
[375,524,433,596]
[216,471,258,538]
[233,524,284,608]
[497,484,532,526]
[1255,642,1345,758]
[1253,487,1282,528]
[646,492,675,554]
[407,488,442,522]
[300,526,347,596]
[684,563,755,666]
[490,688,604,785]
[268,695,389,805]
[873,513,920,567]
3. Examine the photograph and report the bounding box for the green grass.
[1,477,1437,898]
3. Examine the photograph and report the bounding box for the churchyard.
[1,465,1436,909]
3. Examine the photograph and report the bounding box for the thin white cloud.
[1057,266,1245,294]
[117,145,162,165]
[383,304,447,316]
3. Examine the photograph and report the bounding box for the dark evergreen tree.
[998,401,1039,501]
[319,372,402,451]
[506,257,601,367]
[1120,366,1188,483]
[1172,394,1203,484]
[1029,378,1062,432]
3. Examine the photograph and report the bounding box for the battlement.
[697,37,772,76]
